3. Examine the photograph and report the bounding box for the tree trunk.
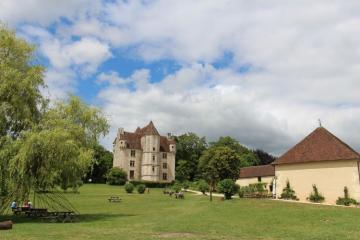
[0,221,12,230]
[209,183,213,202]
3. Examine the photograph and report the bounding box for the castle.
[113,121,176,182]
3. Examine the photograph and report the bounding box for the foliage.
[280,180,298,200]
[172,182,182,193]
[137,184,146,194]
[129,181,174,188]
[0,25,46,197]
[175,160,192,182]
[0,25,46,138]
[198,146,241,201]
[182,180,190,190]
[175,133,207,181]
[124,182,134,193]
[238,183,268,198]
[217,179,239,199]
[85,144,113,183]
[210,136,259,167]
[239,152,260,167]
[252,149,277,165]
[106,167,127,185]
[336,187,359,206]
[308,185,325,203]
[198,180,209,194]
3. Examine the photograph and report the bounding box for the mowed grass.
[2,184,360,240]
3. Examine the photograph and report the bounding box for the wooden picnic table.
[108,196,121,202]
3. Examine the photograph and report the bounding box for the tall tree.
[8,96,109,200]
[0,25,45,196]
[198,146,241,201]
[253,149,277,165]
[175,132,207,181]
[210,136,259,167]
[85,144,113,183]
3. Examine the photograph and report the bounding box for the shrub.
[238,187,245,198]
[198,180,209,194]
[129,180,174,188]
[280,180,298,200]
[182,180,190,190]
[336,186,359,206]
[217,179,239,200]
[124,182,134,193]
[172,182,182,193]
[106,167,127,185]
[308,184,325,203]
[137,184,146,194]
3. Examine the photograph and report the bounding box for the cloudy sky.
[1,0,360,155]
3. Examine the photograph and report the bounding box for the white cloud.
[4,1,360,154]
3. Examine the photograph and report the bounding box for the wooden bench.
[108,196,121,202]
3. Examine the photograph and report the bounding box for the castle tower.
[140,121,161,182]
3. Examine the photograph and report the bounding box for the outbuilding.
[272,127,360,204]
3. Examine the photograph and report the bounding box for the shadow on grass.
[0,213,136,224]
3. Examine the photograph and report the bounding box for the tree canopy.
[198,146,241,201]
[175,132,207,181]
[0,26,109,201]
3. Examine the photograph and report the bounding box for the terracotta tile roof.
[136,121,160,136]
[116,121,174,151]
[239,165,275,178]
[273,127,360,165]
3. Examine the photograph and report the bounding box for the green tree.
[106,167,127,185]
[198,146,241,201]
[217,179,239,200]
[211,136,259,167]
[0,25,46,196]
[175,133,207,181]
[86,144,113,183]
[198,180,209,195]
[7,96,109,199]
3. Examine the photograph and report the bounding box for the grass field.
[2,184,360,240]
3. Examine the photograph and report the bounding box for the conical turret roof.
[139,121,160,136]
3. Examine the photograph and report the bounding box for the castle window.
[163,163,167,169]
[162,153,167,159]
[130,150,136,157]
[152,166,155,172]
[130,160,135,167]
[163,173,167,180]
[152,155,155,162]
[129,170,134,180]
[153,147,155,151]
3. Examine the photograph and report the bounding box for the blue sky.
[2,0,360,154]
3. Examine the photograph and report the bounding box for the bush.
[137,184,146,194]
[238,183,267,198]
[130,180,174,188]
[182,180,190,190]
[217,179,239,200]
[308,184,325,203]
[280,180,298,200]
[336,186,359,206]
[198,180,209,194]
[124,182,134,193]
[172,182,182,193]
[106,167,127,185]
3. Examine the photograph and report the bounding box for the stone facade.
[113,121,176,182]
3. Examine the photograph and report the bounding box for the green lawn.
[2,184,360,240]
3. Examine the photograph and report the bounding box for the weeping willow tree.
[0,25,109,208]
[7,96,109,202]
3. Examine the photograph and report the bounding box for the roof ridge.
[273,127,360,165]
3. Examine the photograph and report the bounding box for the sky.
[1,0,360,155]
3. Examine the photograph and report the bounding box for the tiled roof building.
[113,121,176,182]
